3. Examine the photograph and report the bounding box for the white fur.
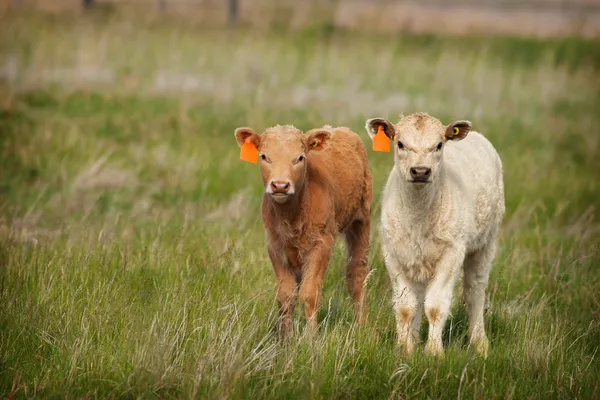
[376,121,504,357]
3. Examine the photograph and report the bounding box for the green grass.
[1,12,599,399]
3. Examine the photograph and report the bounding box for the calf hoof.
[302,318,318,340]
[396,334,417,356]
[425,341,444,357]
[471,336,489,359]
[353,311,367,326]
[278,323,293,342]
[397,341,415,357]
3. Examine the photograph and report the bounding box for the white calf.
[366,112,504,357]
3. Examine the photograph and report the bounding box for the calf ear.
[234,127,261,148]
[445,120,472,141]
[305,128,331,152]
[365,118,395,140]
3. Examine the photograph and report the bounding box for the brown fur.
[410,112,430,131]
[398,306,413,325]
[427,307,441,324]
[235,125,372,340]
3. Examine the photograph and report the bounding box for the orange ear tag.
[373,126,390,152]
[240,139,258,164]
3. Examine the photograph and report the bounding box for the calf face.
[235,125,330,203]
[366,113,471,186]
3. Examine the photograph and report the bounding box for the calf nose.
[410,167,431,181]
[270,180,291,193]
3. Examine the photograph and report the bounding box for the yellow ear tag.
[311,139,319,148]
[453,127,460,136]
[240,138,258,164]
[373,126,390,152]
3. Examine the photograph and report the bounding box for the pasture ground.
[1,11,599,399]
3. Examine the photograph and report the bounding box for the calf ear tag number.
[373,126,390,152]
[240,138,258,164]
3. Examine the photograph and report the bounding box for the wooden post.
[157,0,166,13]
[228,0,238,25]
[83,0,94,9]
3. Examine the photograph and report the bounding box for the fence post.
[11,0,22,7]
[228,0,238,25]
[157,0,166,12]
[83,0,94,9]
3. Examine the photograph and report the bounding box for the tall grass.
[1,12,599,399]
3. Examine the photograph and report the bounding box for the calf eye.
[298,155,305,162]
[436,142,443,151]
[398,141,405,150]
[260,154,267,161]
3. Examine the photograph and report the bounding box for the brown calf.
[234,125,372,340]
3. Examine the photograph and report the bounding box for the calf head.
[366,113,471,186]
[234,125,330,204]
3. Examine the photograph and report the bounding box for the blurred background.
[0,1,599,398]
[2,0,600,37]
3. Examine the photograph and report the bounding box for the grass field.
[1,11,599,399]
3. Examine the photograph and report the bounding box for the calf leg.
[463,243,496,357]
[268,246,298,341]
[424,247,465,356]
[276,272,298,341]
[391,273,424,355]
[299,236,334,333]
[344,219,371,324]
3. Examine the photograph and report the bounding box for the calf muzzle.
[270,180,291,194]
[410,167,431,182]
